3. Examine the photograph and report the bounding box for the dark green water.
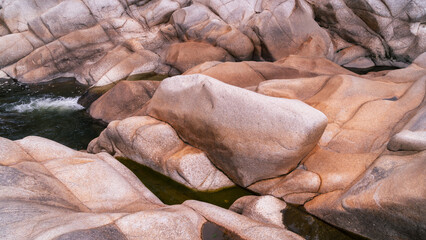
[118,157,367,240]
[0,78,105,149]
[117,157,253,209]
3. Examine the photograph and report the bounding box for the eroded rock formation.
[1,0,424,85]
[1,0,425,239]
[88,53,426,239]
[0,136,303,240]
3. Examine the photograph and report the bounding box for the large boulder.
[250,59,426,196]
[146,74,328,186]
[1,0,424,85]
[305,151,426,240]
[171,3,254,60]
[308,0,426,64]
[184,60,320,88]
[0,136,209,239]
[88,80,161,123]
[165,42,234,73]
[88,116,234,191]
[1,136,305,240]
[242,56,426,238]
[229,195,288,228]
[251,0,334,61]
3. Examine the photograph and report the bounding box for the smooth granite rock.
[88,116,234,191]
[89,80,161,123]
[146,74,328,186]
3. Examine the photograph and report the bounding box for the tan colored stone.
[248,169,321,205]
[185,61,320,88]
[304,149,379,193]
[184,200,304,240]
[0,138,33,165]
[0,33,33,68]
[165,42,234,73]
[88,116,234,191]
[230,195,288,228]
[305,151,426,240]
[89,80,161,123]
[116,205,205,240]
[40,0,97,38]
[388,103,426,151]
[147,74,328,186]
[171,3,254,60]
[0,135,213,240]
[283,193,317,205]
[185,62,265,88]
[256,76,331,100]
[252,0,333,60]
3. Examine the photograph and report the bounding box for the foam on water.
[7,96,84,112]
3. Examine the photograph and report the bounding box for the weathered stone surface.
[0,33,33,67]
[1,0,424,85]
[244,56,426,238]
[115,205,206,240]
[88,116,234,191]
[147,74,328,186]
[0,137,33,165]
[249,169,321,205]
[165,42,234,73]
[1,135,213,240]
[184,60,320,88]
[184,200,304,240]
[305,151,426,240]
[388,103,426,151]
[171,3,254,60]
[89,80,161,123]
[14,136,163,212]
[230,195,288,228]
[308,0,426,64]
[252,0,334,61]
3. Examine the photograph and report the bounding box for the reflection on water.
[117,157,254,208]
[118,157,368,240]
[283,205,368,240]
[0,78,105,150]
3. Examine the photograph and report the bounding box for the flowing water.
[1,77,366,240]
[0,78,105,149]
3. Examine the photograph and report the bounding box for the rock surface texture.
[1,0,425,85]
[88,80,161,123]
[0,136,302,240]
[88,54,426,239]
[146,74,328,187]
[1,0,426,240]
[88,116,235,191]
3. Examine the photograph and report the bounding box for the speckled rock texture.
[1,0,424,85]
[88,116,234,191]
[1,136,304,240]
[84,53,426,239]
[146,74,328,187]
[2,1,426,239]
[0,136,206,240]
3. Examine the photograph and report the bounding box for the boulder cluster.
[1,0,425,239]
[0,0,425,85]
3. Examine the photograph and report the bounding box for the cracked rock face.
[83,52,425,239]
[1,0,424,85]
[146,74,328,187]
[0,136,303,240]
[88,116,235,191]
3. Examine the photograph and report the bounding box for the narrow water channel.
[0,78,104,149]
